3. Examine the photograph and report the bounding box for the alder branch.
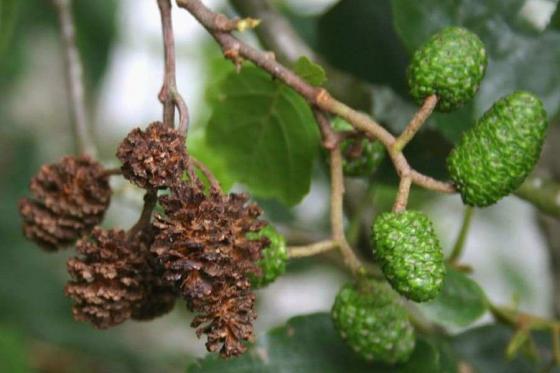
[314,111,364,274]
[51,0,96,156]
[288,240,337,258]
[394,95,438,152]
[157,0,190,133]
[229,0,373,109]
[126,0,192,241]
[175,0,456,196]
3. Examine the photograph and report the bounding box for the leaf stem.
[448,206,475,263]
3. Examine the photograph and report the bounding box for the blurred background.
[1,0,560,371]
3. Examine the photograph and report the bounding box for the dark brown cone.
[65,227,175,329]
[152,181,269,357]
[19,155,111,251]
[116,121,188,189]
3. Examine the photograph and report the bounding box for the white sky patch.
[520,0,557,30]
[283,0,340,15]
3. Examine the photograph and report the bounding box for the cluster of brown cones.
[18,121,269,358]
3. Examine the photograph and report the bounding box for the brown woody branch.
[229,0,374,110]
[394,95,438,152]
[51,0,96,156]
[157,0,190,133]
[315,111,364,274]
[175,0,455,199]
[190,156,222,192]
[288,240,337,258]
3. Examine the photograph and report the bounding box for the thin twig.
[158,0,190,134]
[103,167,122,177]
[313,108,339,150]
[173,88,190,133]
[394,94,438,152]
[325,133,364,273]
[410,170,456,193]
[175,0,456,195]
[157,0,177,128]
[312,110,364,274]
[190,156,222,193]
[288,240,337,258]
[448,206,475,263]
[393,175,412,212]
[51,0,95,156]
[127,190,158,239]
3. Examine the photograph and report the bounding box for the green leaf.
[293,56,327,86]
[391,0,560,143]
[0,326,30,373]
[317,0,410,96]
[549,5,560,31]
[188,313,456,372]
[187,128,235,192]
[453,324,555,372]
[0,0,19,55]
[206,66,320,205]
[420,267,488,328]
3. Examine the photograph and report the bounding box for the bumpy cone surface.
[65,227,175,329]
[116,121,188,189]
[372,210,445,302]
[152,181,268,358]
[408,27,487,112]
[248,225,287,288]
[19,155,111,251]
[341,140,385,177]
[333,118,385,177]
[331,279,415,364]
[448,91,548,207]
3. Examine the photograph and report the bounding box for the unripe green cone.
[331,279,415,364]
[248,225,287,288]
[333,118,385,177]
[372,210,445,302]
[341,140,385,177]
[408,27,487,112]
[448,91,548,207]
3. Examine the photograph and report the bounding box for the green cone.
[333,118,385,177]
[248,225,287,288]
[331,279,415,364]
[372,210,445,302]
[407,27,487,112]
[448,91,548,207]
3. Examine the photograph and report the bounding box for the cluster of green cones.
[250,26,549,365]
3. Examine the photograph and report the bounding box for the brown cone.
[116,121,188,189]
[65,227,175,329]
[19,155,111,251]
[152,181,268,357]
